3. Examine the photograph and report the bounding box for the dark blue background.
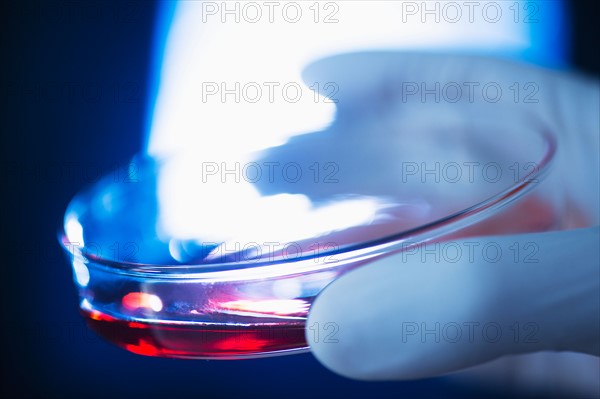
[1,1,598,398]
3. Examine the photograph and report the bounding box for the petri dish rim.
[60,130,556,279]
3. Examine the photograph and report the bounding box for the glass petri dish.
[60,124,557,359]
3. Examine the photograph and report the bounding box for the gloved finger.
[302,51,600,223]
[306,227,600,380]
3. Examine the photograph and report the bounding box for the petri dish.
[60,123,557,359]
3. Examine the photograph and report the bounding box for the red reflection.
[122,292,163,312]
[81,308,307,358]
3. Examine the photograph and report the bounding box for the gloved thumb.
[306,227,600,380]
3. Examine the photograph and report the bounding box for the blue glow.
[525,0,570,67]
[142,0,177,152]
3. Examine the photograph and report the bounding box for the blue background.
[1,1,598,398]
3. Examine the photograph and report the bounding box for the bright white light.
[204,196,383,260]
[148,295,164,312]
[272,279,302,299]
[65,214,84,246]
[72,258,90,287]
[148,1,529,158]
[147,1,531,249]
[220,299,309,316]
[81,298,92,310]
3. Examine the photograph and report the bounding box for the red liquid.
[82,309,307,359]
[81,196,584,359]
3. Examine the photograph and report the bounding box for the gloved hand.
[304,53,600,381]
[308,227,599,380]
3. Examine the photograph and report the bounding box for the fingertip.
[305,257,436,381]
[305,273,370,380]
[305,250,502,381]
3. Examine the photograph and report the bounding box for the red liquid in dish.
[81,196,576,358]
[82,308,307,358]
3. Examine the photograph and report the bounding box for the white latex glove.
[309,228,599,379]
[305,53,600,382]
